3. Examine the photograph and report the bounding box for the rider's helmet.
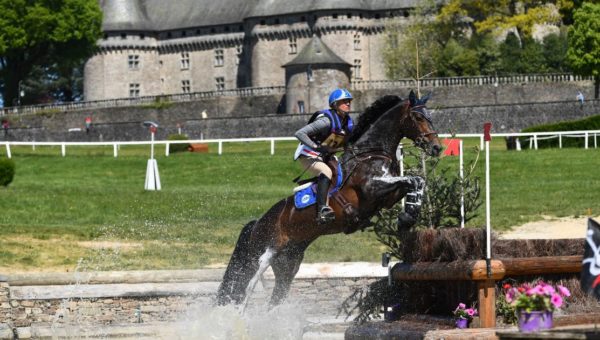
[328,88,353,107]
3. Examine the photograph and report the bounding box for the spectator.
[577,91,585,109]
[1,120,8,137]
[85,116,92,133]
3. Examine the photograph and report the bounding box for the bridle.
[407,103,438,151]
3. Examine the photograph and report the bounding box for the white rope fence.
[2,130,599,159]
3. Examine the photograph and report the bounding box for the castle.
[84,0,417,113]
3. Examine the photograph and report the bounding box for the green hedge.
[519,114,600,149]
[0,158,15,187]
[167,134,191,153]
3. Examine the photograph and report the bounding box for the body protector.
[308,109,354,149]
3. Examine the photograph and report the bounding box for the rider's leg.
[299,157,334,223]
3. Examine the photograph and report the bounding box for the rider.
[294,88,354,224]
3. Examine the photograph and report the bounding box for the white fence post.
[270,139,275,155]
[533,135,538,150]
[559,133,562,149]
[165,142,170,157]
[113,143,118,158]
[5,143,11,159]
[585,132,589,149]
[61,143,66,157]
[218,141,223,155]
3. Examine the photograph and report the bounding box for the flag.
[581,218,600,300]
[443,138,461,156]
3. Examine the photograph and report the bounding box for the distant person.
[293,88,354,224]
[577,91,585,109]
[85,116,92,133]
[1,120,8,136]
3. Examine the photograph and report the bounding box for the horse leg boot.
[316,174,334,224]
[397,176,425,231]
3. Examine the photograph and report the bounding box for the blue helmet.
[328,88,353,107]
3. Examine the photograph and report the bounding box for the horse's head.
[402,90,442,157]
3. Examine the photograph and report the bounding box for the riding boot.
[316,174,335,224]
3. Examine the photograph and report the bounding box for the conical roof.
[102,0,153,31]
[283,35,350,67]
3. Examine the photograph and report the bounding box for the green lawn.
[0,139,598,272]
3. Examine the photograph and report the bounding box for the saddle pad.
[294,185,316,209]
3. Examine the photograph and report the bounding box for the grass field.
[0,139,598,272]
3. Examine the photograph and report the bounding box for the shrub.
[520,114,600,149]
[167,134,190,153]
[0,158,15,187]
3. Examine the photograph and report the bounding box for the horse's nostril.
[432,144,442,156]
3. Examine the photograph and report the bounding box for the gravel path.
[499,215,599,239]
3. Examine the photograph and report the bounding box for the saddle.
[293,159,357,221]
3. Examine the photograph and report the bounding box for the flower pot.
[455,318,469,329]
[518,310,553,333]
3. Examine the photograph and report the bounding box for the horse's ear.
[421,92,431,104]
[409,90,416,106]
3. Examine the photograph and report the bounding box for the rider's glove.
[316,144,335,155]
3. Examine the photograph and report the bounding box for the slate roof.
[283,36,350,67]
[101,0,420,32]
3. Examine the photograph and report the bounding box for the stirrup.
[317,206,335,224]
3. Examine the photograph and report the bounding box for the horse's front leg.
[370,174,425,229]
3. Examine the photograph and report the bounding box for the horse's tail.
[216,219,258,305]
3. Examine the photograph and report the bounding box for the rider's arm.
[294,116,331,149]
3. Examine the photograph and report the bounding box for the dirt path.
[499,215,599,239]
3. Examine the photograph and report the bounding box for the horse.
[216,90,442,307]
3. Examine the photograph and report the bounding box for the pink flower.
[505,290,515,303]
[558,285,571,297]
[458,303,466,309]
[551,293,563,308]
[466,308,477,316]
[542,284,555,295]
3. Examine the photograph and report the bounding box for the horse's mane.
[348,95,403,144]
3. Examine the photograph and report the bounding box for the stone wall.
[0,263,385,339]
[1,81,597,142]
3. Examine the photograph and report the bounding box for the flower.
[503,281,571,313]
[453,302,478,320]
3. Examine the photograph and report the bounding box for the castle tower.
[283,35,351,114]
[84,0,159,101]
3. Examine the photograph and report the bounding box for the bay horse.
[216,91,442,307]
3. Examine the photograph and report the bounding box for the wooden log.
[391,260,505,281]
[478,279,496,328]
[501,255,582,276]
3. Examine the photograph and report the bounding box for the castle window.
[297,101,305,114]
[347,13,352,19]
[332,13,338,19]
[181,52,190,69]
[260,20,266,25]
[354,33,361,50]
[120,33,126,39]
[181,80,191,93]
[375,13,380,19]
[167,32,172,38]
[289,37,297,54]
[300,16,306,22]
[306,65,313,82]
[211,28,216,33]
[239,25,244,31]
[182,30,187,37]
[353,59,362,80]
[215,77,225,91]
[140,34,145,40]
[225,26,230,32]
[128,55,140,69]
[129,83,140,97]
[275,18,280,25]
[214,49,224,67]
[236,46,243,65]
[196,29,201,35]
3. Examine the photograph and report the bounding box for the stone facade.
[0,264,384,339]
[84,0,417,103]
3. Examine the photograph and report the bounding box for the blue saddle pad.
[294,185,316,209]
[293,162,344,210]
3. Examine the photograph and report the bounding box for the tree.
[566,2,600,99]
[0,0,102,106]
[438,0,572,42]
